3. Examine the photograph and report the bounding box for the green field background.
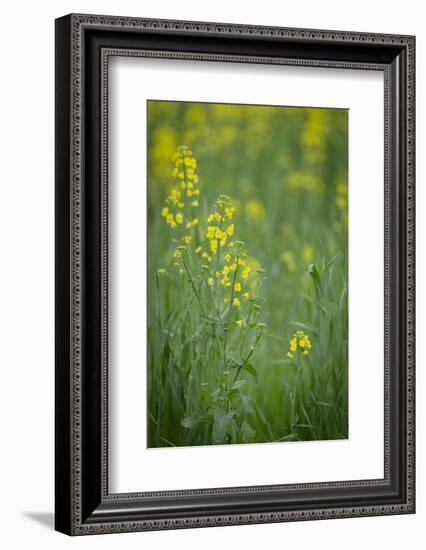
[147,100,348,447]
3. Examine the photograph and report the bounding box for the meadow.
[147,101,348,447]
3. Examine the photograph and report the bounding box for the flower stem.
[182,258,206,316]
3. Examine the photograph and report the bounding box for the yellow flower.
[222,265,230,275]
[226,224,234,236]
[234,282,241,292]
[215,228,224,240]
[210,240,218,253]
[215,271,221,278]
[221,276,231,288]
[225,206,235,219]
[192,218,199,226]
[161,207,169,217]
[243,292,250,300]
[233,298,240,307]
[236,320,243,327]
[287,352,294,359]
[193,189,200,196]
[202,251,211,261]
[207,214,214,223]
[181,235,192,244]
[166,213,176,228]
[286,330,312,358]
[230,263,237,272]
[207,277,214,286]
[228,241,235,248]
[206,226,216,239]
[224,253,232,263]
[175,213,183,224]
[191,200,199,207]
[180,182,186,190]
[223,297,230,303]
[187,190,193,197]
[242,267,251,279]
[214,212,222,222]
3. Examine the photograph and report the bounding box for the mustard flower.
[286,330,313,358]
[225,206,236,219]
[242,267,251,279]
[226,224,234,236]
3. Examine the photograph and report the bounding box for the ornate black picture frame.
[55,13,415,535]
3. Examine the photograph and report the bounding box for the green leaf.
[180,413,213,429]
[240,363,258,382]
[300,293,327,315]
[325,251,342,271]
[253,401,274,439]
[277,433,299,442]
[231,380,247,391]
[226,353,242,367]
[306,263,322,298]
[239,421,256,443]
[210,388,221,401]
[212,407,236,444]
[240,394,253,415]
[158,436,177,447]
[229,380,247,399]
[180,416,197,429]
[199,314,218,325]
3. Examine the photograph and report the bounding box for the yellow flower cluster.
[286,330,312,359]
[161,146,200,231]
[161,152,264,332]
[205,197,235,255]
[220,252,253,310]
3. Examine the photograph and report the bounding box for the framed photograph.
[55,14,415,535]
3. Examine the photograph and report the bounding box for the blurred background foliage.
[147,101,348,445]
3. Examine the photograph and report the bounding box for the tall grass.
[147,139,348,447]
